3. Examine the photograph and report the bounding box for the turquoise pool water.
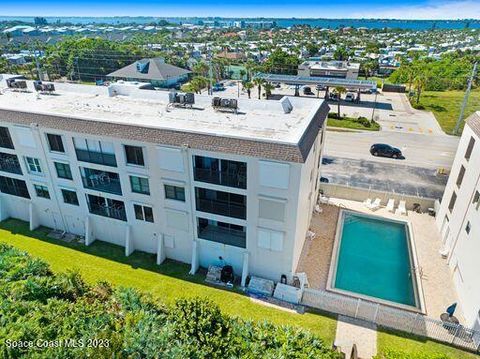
[334,212,417,307]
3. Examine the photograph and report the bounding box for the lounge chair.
[397,200,407,215]
[369,198,381,211]
[363,198,372,208]
[386,198,395,213]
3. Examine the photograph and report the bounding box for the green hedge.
[375,348,451,359]
[0,244,341,359]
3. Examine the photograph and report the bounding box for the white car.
[345,92,356,102]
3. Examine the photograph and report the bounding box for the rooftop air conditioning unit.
[6,79,27,90]
[33,81,55,93]
[169,91,195,107]
[280,97,293,114]
[212,97,238,113]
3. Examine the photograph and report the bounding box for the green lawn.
[327,117,380,131]
[377,330,479,359]
[412,90,480,135]
[0,219,337,345]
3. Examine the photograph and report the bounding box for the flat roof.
[255,73,376,90]
[0,79,329,163]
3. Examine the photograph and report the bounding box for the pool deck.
[296,197,464,323]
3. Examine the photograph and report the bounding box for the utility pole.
[453,62,477,135]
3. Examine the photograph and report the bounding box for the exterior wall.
[436,123,480,327]
[0,119,323,284]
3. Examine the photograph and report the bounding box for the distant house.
[107,58,191,88]
[297,60,360,80]
[216,50,246,61]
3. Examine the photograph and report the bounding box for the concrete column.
[29,202,38,231]
[156,234,166,265]
[189,240,199,275]
[85,216,95,246]
[125,225,133,256]
[241,251,249,287]
[0,198,9,222]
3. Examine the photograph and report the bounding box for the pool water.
[334,212,417,307]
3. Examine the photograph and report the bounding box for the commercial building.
[297,60,360,80]
[0,79,328,286]
[436,112,480,329]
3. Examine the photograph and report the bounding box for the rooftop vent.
[168,91,195,108]
[33,81,55,94]
[136,61,150,74]
[6,78,27,91]
[212,97,238,113]
[280,97,293,114]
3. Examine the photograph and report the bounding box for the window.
[259,198,286,222]
[73,137,117,167]
[473,191,480,210]
[0,127,14,149]
[130,176,150,195]
[134,204,154,223]
[465,221,471,234]
[257,228,284,251]
[448,192,457,213]
[124,145,144,166]
[34,184,50,199]
[164,184,185,201]
[456,166,466,187]
[25,157,42,174]
[0,176,30,198]
[62,189,79,205]
[465,137,475,160]
[197,217,246,248]
[54,162,73,180]
[86,194,126,221]
[46,133,65,153]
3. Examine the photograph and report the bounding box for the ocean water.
[0,16,479,30]
[334,212,417,307]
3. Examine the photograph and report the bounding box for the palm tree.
[243,81,254,99]
[263,82,275,99]
[334,86,347,118]
[239,69,246,81]
[252,77,265,99]
[413,73,428,105]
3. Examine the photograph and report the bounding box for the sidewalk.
[335,315,377,358]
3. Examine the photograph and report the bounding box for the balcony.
[193,168,247,189]
[81,170,122,195]
[0,176,30,199]
[75,148,117,167]
[195,198,246,220]
[88,202,127,221]
[197,223,246,248]
[0,153,22,175]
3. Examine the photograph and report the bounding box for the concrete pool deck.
[296,197,464,323]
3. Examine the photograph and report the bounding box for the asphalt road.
[324,130,459,169]
[321,156,449,199]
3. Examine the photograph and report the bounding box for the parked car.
[345,92,355,102]
[303,86,313,95]
[329,92,339,101]
[370,144,403,159]
[316,84,326,91]
[320,176,329,183]
[212,83,225,92]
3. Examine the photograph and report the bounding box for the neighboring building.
[436,112,480,329]
[107,58,191,88]
[0,79,329,286]
[297,60,360,80]
[216,50,247,61]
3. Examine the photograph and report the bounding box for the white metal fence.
[302,288,480,353]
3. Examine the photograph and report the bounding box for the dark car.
[303,86,313,95]
[370,144,403,159]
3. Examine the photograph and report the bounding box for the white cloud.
[350,0,480,20]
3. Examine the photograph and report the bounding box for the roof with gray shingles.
[107,58,191,81]
[466,112,480,138]
[0,101,329,163]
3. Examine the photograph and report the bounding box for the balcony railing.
[0,136,14,150]
[0,157,22,175]
[193,168,246,189]
[0,185,30,199]
[81,175,122,195]
[196,198,246,220]
[88,203,127,221]
[198,225,246,248]
[75,149,117,167]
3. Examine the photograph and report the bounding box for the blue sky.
[1,0,479,19]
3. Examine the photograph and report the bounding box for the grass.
[377,330,479,359]
[0,218,337,345]
[411,89,480,135]
[327,117,380,131]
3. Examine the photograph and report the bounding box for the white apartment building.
[436,112,480,329]
[0,79,329,286]
[297,60,360,80]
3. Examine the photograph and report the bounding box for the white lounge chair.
[369,198,381,211]
[397,200,407,215]
[386,198,395,213]
[363,198,372,208]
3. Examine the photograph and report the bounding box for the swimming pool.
[327,210,424,312]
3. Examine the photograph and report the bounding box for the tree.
[334,86,347,118]
[252,77,265,99]
[34,17,48,26]
[263,48,300,75]
[193,61,209,77]
[413,72,428,105]
[239,69,246,81]
[333,47,351,61]
[263,82,275,99]
[243,81,253,99]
